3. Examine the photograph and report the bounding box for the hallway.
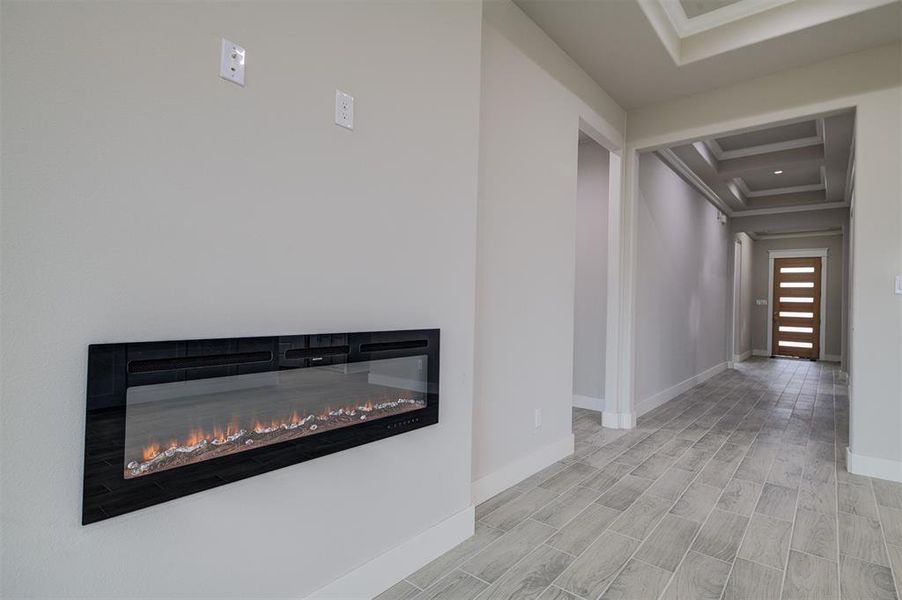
[380,358,901,600]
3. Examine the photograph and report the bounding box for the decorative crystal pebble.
[127,461,138,469]
[245,439,254,445]
[310,424,318,431]
[360,415,366,420]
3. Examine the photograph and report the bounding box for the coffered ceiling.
[514,0,901,108]
[656,111,854,216]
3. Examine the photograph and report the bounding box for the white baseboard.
[471,434,575,506]
[846,447,902,483]
[573,394,604,412]
[636,362,728,418]
[821,354,841,363]
[732,350,752,363]
[603,411,635,429]
[752,349,770,357]
[308,505,475,599]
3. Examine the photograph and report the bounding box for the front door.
[772,257,821,360]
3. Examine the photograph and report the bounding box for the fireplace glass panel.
[123,355,427,478]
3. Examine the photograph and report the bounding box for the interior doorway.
[572,131,610,414]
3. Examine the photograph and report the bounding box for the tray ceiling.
[656,111,855,217]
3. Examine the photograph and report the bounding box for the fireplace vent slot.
[127,351,273,373]
[284,345,350,359]
[360,339,428,353]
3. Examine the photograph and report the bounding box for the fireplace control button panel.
[386,417,420,430]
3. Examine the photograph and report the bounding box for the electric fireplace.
[82,329,439,523]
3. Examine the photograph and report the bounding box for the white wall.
[748,235,845,359]
[626,43,902,477]
[473,0,625,494]
[735,232,755,359]
[0,2,482,597]
[634,153,731,414]
[573,139,610,406]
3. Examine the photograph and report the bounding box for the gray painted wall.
[473,0,625,486]
[749,235,845,359]
[0,2,482,597]
[636,153,731,408]
[573,140,609,402]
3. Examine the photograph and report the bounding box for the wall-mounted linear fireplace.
[82,329,439,524]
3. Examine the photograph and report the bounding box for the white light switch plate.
[895,275,902,295]
[335,90,354,130]
[756,299,768,306]
[220,38,245,86]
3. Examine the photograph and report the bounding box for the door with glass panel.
[772,257,821,359]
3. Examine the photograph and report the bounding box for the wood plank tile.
[690,509,749,563]
[477,487,525,521]
[670,481,721,523]
[734,445,778,483]
[791,507,838,561]
[767,451,806,489]
[462,519,556,583]
[716,478,763,516]
[599,558,672,600]
[673,446,714,473]
[756,483,798,521]
[481,486,559,531]
[581,446,622,469]
[723,557,783,600]
[646,467,695,501]
[658,438,694,459]
[698,457,741,489]
[531,486,600,529]
[887,544,902,598]
[873,479,902,510]
[547,503,622,555]
[798,478,838,515]
[839,512,890,567]
[661,551,731,600]
[415,570,487,600]
[596,475,653,511]
[631,453,676,479]
[536,586,580,600]
[879,505,902,546]
[839,555,898,600]
[610,493,672,541]
[737,513,792,571]
[538,463,597,494]
[580,462,634,492]
[477,545,572,600]
[635,514,701,571]
[409,523,505,589]
[376,580,421,600]
[515,462,568,493]
[553,531,639,600]
[838,482,879,518]
[782,550,839,600]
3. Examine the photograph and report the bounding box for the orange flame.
[143,442,160,461]
[136,391,416,464]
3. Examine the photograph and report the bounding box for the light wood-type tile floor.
[379,358,901,600]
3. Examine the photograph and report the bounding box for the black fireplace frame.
[82,329,439,524]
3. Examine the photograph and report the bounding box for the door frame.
[730,237,742,365]
[767,248,828,360]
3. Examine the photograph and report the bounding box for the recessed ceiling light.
[774,170,783,174]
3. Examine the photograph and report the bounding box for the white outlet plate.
[895,275,902,295]
[335,90,354,130]
[220,38,245,86]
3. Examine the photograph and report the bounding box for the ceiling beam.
[717,144,824,176]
